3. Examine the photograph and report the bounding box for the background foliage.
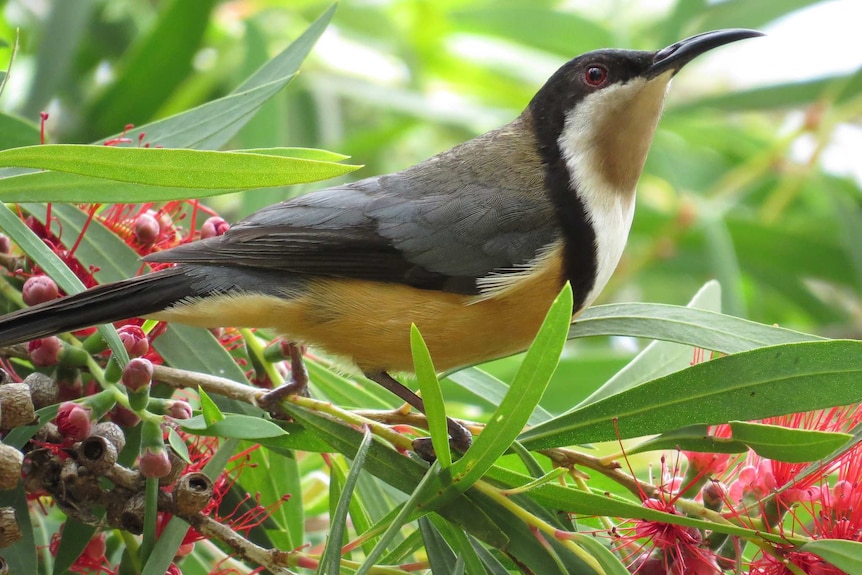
[0,0,860,574]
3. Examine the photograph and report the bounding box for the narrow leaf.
[412,324,451,468]
[181,414,286,440]
[802,539,862,574]
[451,283,572,490]
[419,517,458,575]
[318,427,374,575]
[0,112,39,150]
[354,463,443,575]
[0,145,359,190]
[520,340,862,449]
[628,424,748,456]
[198,386,224,425]
[576,280,723,408]
[729,421,852,463]
[167,427,191,464]
[571,302,820,353]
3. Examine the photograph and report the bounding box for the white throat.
[557,75,671,307]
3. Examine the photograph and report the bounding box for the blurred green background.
[0,0,860,404]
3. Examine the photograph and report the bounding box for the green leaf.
[520,340,862,449]
[354,462,443,575]
[447,367,554,426]
[198,386,225,425]
[305,359,396,410]
[571,302,820,353]
[282,400,508,548]
[153,325,250,389]
[412,324,451,468]
[0,145,359,190]
[729,420,852,463]
[167,427,191,464]
[470,535,513,575]
[318,427,373,575]
[0,113,39,150]
[52,519,98,575]
[419,516,458,574]
[181,413,286,440]
[628,424,748,456]
[0,147,352,204]
[576,280,723,408]
[450,283,572,490]
[429,515,487,575]
[801,539,862,575]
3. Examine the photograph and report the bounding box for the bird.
[0,29,762,452]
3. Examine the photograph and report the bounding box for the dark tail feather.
[0,267,196,346]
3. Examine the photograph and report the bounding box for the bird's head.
[530,29,763,197]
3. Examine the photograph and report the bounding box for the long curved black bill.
[649,28,764,77]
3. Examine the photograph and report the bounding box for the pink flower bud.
[0,233,11,254]
[139,447,172,478]
[133,213,160,246]
[29,336,63,366]
[166,400,192,420]
[22,275,60,306]
[200,216,229,239]
[122,358,153,392]
[702,480,726,511]
[118,325,149,358]
[55,401,92,440]
[109,405,141,428]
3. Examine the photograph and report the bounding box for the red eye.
[585,65,607,87]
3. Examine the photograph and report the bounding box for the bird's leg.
[258,342,310,412]
[364,370,472,460]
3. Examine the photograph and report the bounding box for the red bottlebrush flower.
[117,325,149,358]
[22,275,59,305]
[29,336,63,366]
[121,357,153,392]
[748,443,862,574]
[154,435,290,552]
[723,407,862,519]
[55,402,92,441]
[611,454,722,574]
[200,216,229,239]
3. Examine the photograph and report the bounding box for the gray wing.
[146,127,559,295]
